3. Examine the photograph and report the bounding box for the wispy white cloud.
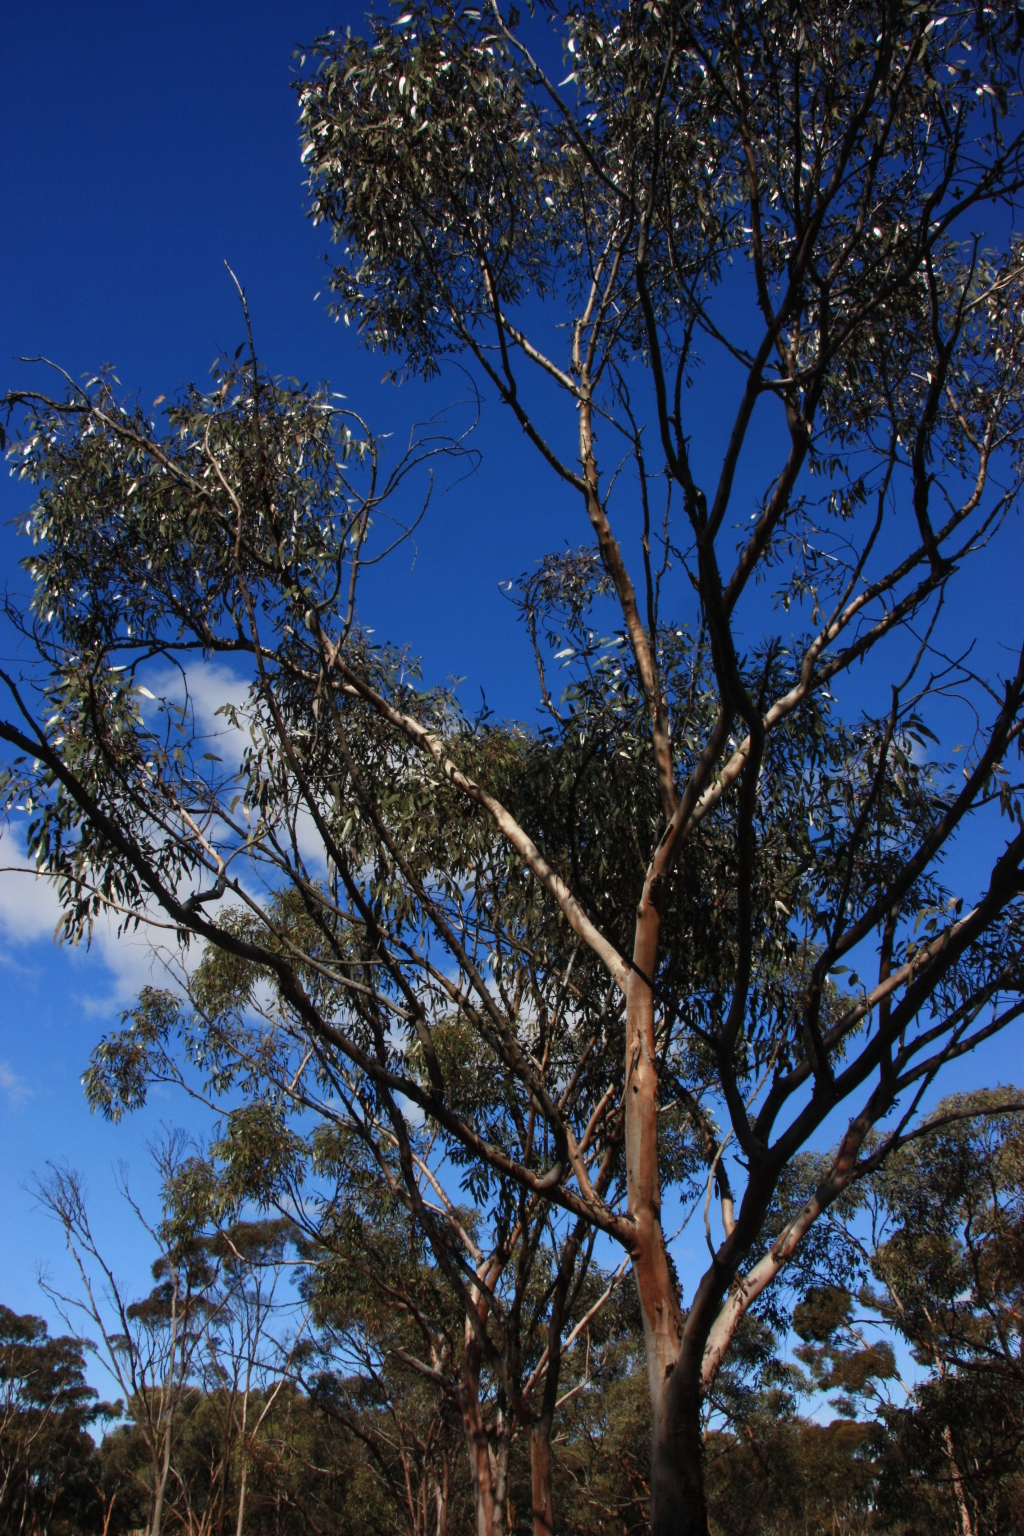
[140,661,250,749]
[294,805,328,877]
[0,1060,31,1106]
[0,856,65,945]
[142,662,328,877]
[0,833,181,1017]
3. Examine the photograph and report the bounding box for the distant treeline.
[4,1090,1023,1535]
[2,1311,1022,1536]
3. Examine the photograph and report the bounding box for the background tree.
[815,1090,1024,1535]
[8,1092,1023,1534]
[96,1377,392,1536]
[0,353,835,1534]
[36,1137,270,1536]
[23,1134,401,1536]
[200,1218,307,1536]
[0,1305,112,1536]
[180,932,639,1536]
[301,1196,475,1536]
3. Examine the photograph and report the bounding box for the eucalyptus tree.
[36,1139,308,1536]
[36,1141,233,1536]
[2,348,761,1536]
[835,1091,1024,1536]
[300,1204,469,1536]
[291,2,1024,1530]
[98,877,650,1536]
[3,3,1024,1533]
[0,1306,108,1536]
[199,1218,305,1536]
[0,347,652,1536]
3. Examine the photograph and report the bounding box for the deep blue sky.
[1,0,1022,1357]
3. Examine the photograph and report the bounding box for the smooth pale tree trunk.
[433,1455,449,1536]
[457,1329,506,1536]
[398,1438,428,1536]
[624,896,696,1534]
[102,1498,119,1536]
[233,1455,248,1536]
[638,1080,884,1531]
[622,892,772,1535]
[530,1421,554,1536]
[96,1486,119,1536]
[215,1398,233,1536]
[149,1404,175,1536]
[941,1409,975,1536]
[233,1383,250,1536]
[149,1286,186,1536]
